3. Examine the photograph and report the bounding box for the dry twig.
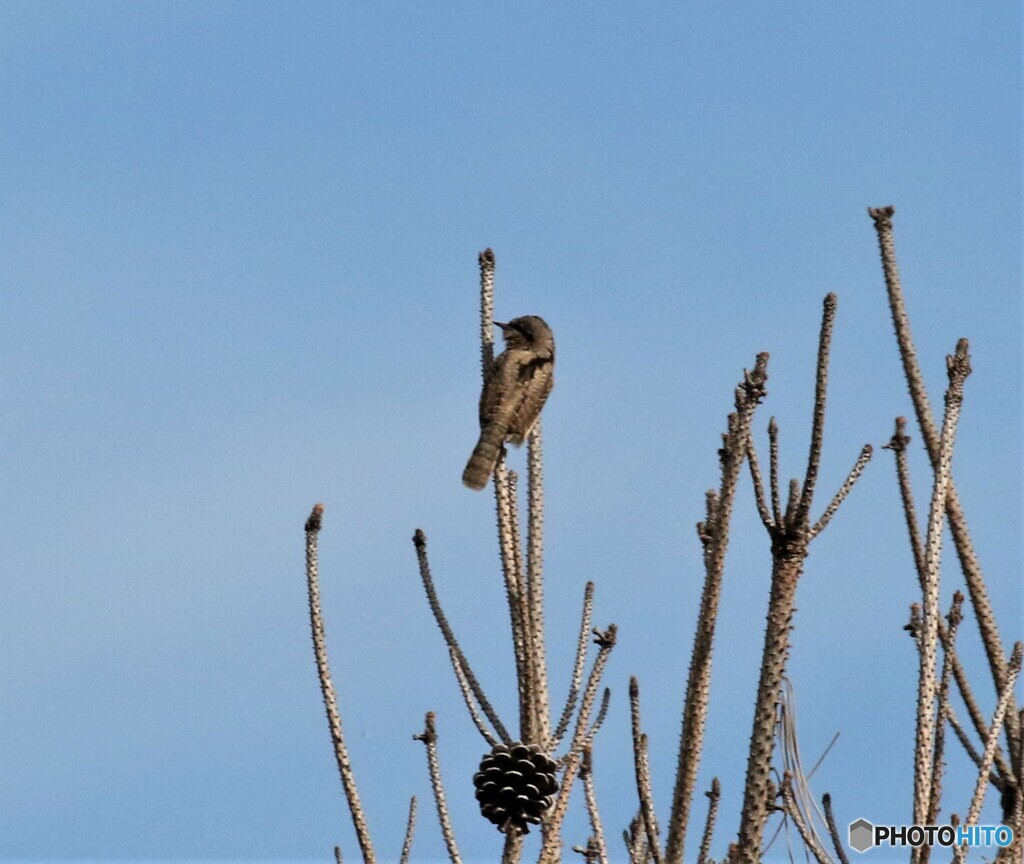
[413,712,462,864]
[305,505,377,864]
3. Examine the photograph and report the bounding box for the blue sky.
[0,2,1020,861]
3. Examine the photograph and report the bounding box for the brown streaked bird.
[463,315,555,490]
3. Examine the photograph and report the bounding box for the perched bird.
[463,315,555,490]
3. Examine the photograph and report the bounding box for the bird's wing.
[478,351,519,427]
[506,356,554,445]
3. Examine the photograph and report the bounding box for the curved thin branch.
[549,581,595,752]
[398,797,417,864]
[305,505,377,864]
[413,529,510,743]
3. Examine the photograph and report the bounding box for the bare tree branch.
[413,713,462,864]
[869,206,1019,765]
[413,529,510,743]
[305,505,377,864]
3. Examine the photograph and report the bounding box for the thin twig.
[821,794,850,864]
[586,687,612,745]
[448,646,499,747]
[777,678,834,863]
[630,678,664,864]
[413,529,510,743]
[806,733,840,781]
[549,581,595,752]
[945,704,986,771]
[783,478,801,530]
[625,814,649,864]
[413,713,462,864]
[747,437,774,529]
[304,505,377,864]
[809,444,873,539]
[398,797,417,864]
[884,417,926,577]
[580,746,611,864]
[794,293,838,529]
[696,779,722,864]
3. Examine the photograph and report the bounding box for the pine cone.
[473,741,559,834]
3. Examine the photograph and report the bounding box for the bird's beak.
[494,320,508,329]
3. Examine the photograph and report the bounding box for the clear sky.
[1,2,1020,862]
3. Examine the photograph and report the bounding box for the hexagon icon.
[848,819,874,853]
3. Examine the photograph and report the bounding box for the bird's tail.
[462,422,508,490]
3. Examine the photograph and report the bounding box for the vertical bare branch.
[783,478,801,529]
[665,354,769,864]
[747,436,775,529]
[926,592,965,836]
[630,678,664,864]
[413,713,462,864]
[869,206,1019,764]
[501,831,523,864]
[912,340,971,829]
[495,466,535,740]
[768,417,783,528]
[334,846,343,864]
[794,293,838,528]
[580,746,611,864]
[305,505,377,864]
[884,417,926,577]
[625,814,651,864]
[413,529,511,743]
[527,420,552,743]
[696,778,722,864]
[479,248,496,376]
